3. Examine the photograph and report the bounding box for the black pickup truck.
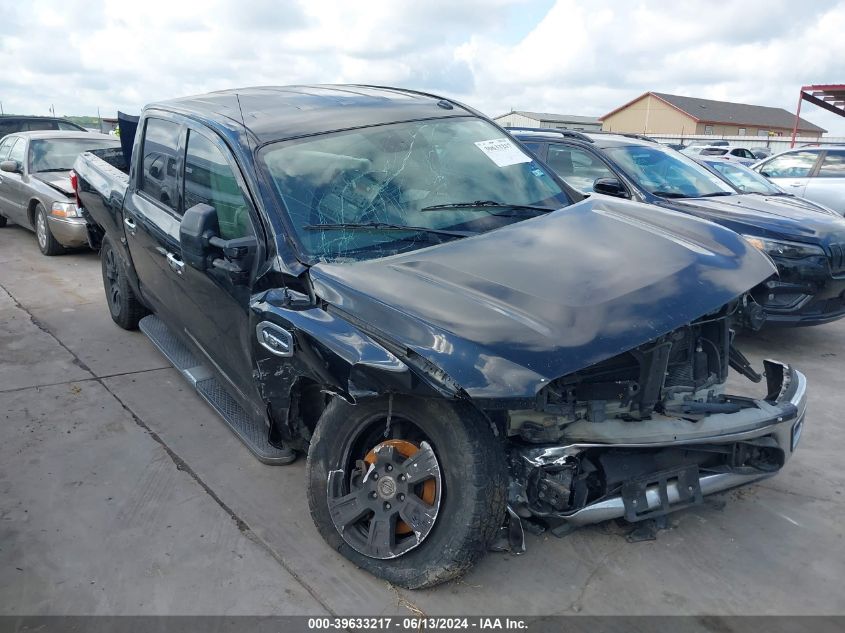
[74,86,807,589]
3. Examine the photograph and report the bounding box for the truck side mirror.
[0,160,20,173]
[180,203,219,270]
[593,177,630,199]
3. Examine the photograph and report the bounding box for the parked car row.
[666,139,773,160]
[510,127,845,327]
[0,115,87,136]
[0,120,120,254]
[62,85,812,589]
[752,146,845,215]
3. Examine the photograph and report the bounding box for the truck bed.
[74,148,131,250]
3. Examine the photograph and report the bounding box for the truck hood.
[32,171,73,197]
[308,197,776,400]
[664,194,845,247]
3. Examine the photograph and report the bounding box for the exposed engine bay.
[503,304,804,527]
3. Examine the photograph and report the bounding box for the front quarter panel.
[249,288,450,442]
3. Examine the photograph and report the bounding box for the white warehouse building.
[492,110,602,131]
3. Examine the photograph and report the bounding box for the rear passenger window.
[520,141,543,156]
[25,120,57,131]
[0,137,14,160]
[760,151,818,178]
[7,138,25,164]
[0,121,17,137]
[818,151,845,178]
[140,118,181,211]
[184,131,253,240]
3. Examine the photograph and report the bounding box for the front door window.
[546,145,615,193]
[184,131,253,240]
[759,152,818,178]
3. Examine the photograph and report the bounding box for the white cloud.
[1,0,843,134]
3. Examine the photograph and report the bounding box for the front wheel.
[306,395,507,589]
[0,215,7,227]
[35,204,64,256]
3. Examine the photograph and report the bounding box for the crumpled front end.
[505,305,807,527]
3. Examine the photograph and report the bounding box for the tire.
[0,215,7,227]
[306,395,507,589]
[35,203,64,256]
[100,236,148,330]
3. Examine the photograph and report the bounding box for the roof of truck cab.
[149,85,476,144]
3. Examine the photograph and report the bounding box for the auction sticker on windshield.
[474,138,531,167]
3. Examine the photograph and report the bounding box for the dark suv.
[0,116,86,137]
[512,128,845,327]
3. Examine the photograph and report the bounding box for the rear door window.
[25,120,58,131]
[519,141,544,157]
[0,137,14,160]
[818,150,845,178]
[0,121,19,137]
[140,118,181,211]
[7,138,25,164]
[701,148,728,156]
[760,151,819,178]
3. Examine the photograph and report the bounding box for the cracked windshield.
[260,118,571,262]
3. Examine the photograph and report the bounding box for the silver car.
[0,131,120,255]
[753,146,845,216]
[681,144,758,165]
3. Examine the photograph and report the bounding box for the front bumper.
[47,216,89,248]
[756,257,845,327]
[514,361,807,526]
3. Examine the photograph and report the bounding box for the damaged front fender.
[249,288,463,445]
[251,290,409,399]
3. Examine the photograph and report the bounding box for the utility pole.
[0,101,4,115]
[98,107,103,134]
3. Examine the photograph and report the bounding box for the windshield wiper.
[697,192,735,198]
[651,191,691,199]
[420,200,555,213]
[303,222,473,238]
[35,168,71,173]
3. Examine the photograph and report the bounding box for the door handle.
[124,216,137,233]
[166,252,185,275]
[788,183,804,187]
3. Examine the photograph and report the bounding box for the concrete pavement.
[1,223,843,615]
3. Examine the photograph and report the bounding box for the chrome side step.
[138,315,296,465]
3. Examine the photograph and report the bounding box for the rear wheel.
[306,395,507,589]
[35,204,64,256]
[0,215,7,227]
[101,236,148,330]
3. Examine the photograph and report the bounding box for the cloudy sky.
[2,0,844,134]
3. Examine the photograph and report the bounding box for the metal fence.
[647,134,845,152]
